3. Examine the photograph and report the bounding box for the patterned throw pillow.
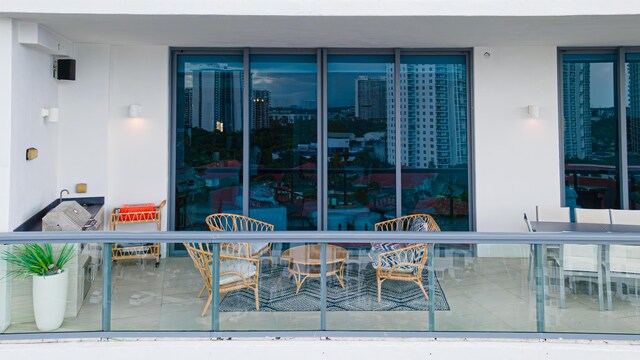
[370,216,429,271]
[410,216,429,231]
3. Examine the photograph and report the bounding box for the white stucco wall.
[106,45,169,230]
[0,17,60,333]
[0,18,13,234]
[7,19,59,230]
[57,44,110,198]
[57,44,170,231]
[473,46,561,232]
[473,46,560,256]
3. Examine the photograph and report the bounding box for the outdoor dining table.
[531,221,640,233]
[530,220,640,310]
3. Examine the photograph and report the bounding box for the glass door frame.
[558,48,627,210]
[169,48,475,251]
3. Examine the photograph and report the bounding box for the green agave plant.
[1,244,75,277]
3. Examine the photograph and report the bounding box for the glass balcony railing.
[1,231,640,338]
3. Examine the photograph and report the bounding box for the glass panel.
[544,242,640,334]
[626,54,640,209]
[327,55,395,231]
[218,242,321,330]
[249,55,318,231]
[325,240,429,331]
[435,244,536,332]
[175,55,244,235]
[2,243,103,333]
[563,54,620,211]
[399,55,469,231]
[110,242,211,331]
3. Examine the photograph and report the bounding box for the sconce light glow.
[128,104,142,118]
[41,107,59,123]
[528,105,540,119]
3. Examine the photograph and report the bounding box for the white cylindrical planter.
[32,270,69,331]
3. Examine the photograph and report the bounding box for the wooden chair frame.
[373,214,440,303]
[184,242,260,316]
[205,213,274,258]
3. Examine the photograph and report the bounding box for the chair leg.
[197,285,206,298]
[377,277,382,303]
[416,280,429,302]
[605,267,613,311]
[559,267,566,309]
[528,246,535,291]
[598,269,605,312]
[201,294,212,317]
[254,286,260,310]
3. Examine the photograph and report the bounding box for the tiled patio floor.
[7,254,640,334]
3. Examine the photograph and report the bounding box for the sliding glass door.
[562,53,620,210]
[326,55,395,231]
[399,55,469,231]
[172,50,472,234]
[175,54,244,231]
[249,54,318,230]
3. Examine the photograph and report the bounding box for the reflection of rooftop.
[353,171,433,188]
[196,159,242,168]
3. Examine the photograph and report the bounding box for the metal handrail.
[1,230,639,244]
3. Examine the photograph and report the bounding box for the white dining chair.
[536,207,571,222]
[559,208,609,311]
[606,209,640,310]
[532,207,571,294]
[574,208,611,224]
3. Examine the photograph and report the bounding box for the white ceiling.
[5,14,640,48]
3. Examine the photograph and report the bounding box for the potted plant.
[1,244,74,331]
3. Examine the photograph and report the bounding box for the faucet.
[59,189,69,204]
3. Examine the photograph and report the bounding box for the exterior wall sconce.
[128,104,142,118]
[41,107,59,123]
[528,105,540,119]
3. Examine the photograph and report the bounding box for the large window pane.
[626,54,640,209]
[399,56,469,231]
[249,55,318,230]
[563,54,620,211]
[326,55,395,231]
[175,55,244,231]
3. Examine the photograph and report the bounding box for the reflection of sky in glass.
[590,62,614,108]
[183,61,243,88]
[328,60,392,107]
[251,60,317,108]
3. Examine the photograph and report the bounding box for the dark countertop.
[14,196,105,232]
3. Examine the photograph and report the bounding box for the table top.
[281,244,349,265]
[531,221,640,233]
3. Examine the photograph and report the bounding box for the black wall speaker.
[56,59,76,80]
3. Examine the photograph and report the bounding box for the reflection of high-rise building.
[190,65,243,132]
[386,64,467,169]
[355,76,386,120]
[301,99,317,110]
[628,63,640,154]
[251,89,271,129]
[184,87,193,128]
[563,63,592,159]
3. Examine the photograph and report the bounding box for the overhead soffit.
[3,13,640,47]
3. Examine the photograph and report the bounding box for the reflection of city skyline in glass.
[562,56,620,210]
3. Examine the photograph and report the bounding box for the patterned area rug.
[219,263,450,312]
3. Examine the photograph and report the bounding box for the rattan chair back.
[374,213,441,232]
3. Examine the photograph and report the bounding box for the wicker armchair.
[372,214,440,303]
[184,242,260,316]
[205,213,274,259]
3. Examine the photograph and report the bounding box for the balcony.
[2,230,640,338]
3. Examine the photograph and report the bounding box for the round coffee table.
[281,244,349,293]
